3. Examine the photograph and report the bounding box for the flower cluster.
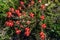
[5,0,47,39]
[40,32,45,40]
[25,27,30,36]
[5,0,34,36]
[15,28,21,35]
[39,0,47,40]
[5,20,14,27]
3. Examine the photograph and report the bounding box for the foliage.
[0,0,60,40]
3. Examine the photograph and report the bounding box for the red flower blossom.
[41,35,45,40]
[41,24,46,29]
[15,10,21,17]
[17,13,21,17]
[38,0,41,3]
[5,20,14,27]
[20,25,24,28]
[40,15,45,20]
[9,7,14,12]
[24,31,30,36]
[15,28,18,31]
[20,1,24,5]
[22,12,26,16]
[15,10,20,13]
[41,4,46,10]
[40,32,44,36]
[29,12,34,18]
[31,1,34,5]
[16,29,21,35]
[25,27,30,36]
[40,32,45,40]
[26,21,31,25]
[18,6,22,10]
[25,27,30,32]
[6,12,12,18]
